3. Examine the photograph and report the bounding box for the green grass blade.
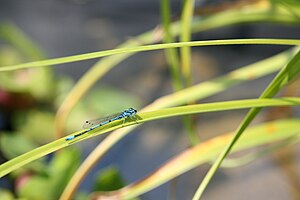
[180,0,200,145]
[180,0,194,86]
[160,0,182,91]
[192,50,300,200]
[1,39,299,72]
[1,97,300,178]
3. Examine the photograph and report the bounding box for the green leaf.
[1,97,300,178]
[0,46,23,66]
[48,148,81,199]
[180,0,194,86]
[17,176,52,200]
[93,166,125,191]
[0,22,55,101]
[0,133,45,177]
[160,0,182,91]
[0,133,38,159]
[14,110,55,143]
[1,39,299,72]
[16,148,81,200]
[0,188,15,200]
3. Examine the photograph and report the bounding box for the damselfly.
[65,108,137,141]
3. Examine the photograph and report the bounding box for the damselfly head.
[124,108,137,116]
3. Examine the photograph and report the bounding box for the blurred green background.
[0,0,300,200]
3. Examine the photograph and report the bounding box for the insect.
[65,108,137,141]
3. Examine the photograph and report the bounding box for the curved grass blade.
[180,0,195,86]
[160,0,182,91]
[0,39,299,72]
[180,0,199,145]
[1,98,300,178]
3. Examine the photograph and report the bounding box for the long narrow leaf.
[0,98,300,178]
[180,0,194,86]
[1,39,299,72]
